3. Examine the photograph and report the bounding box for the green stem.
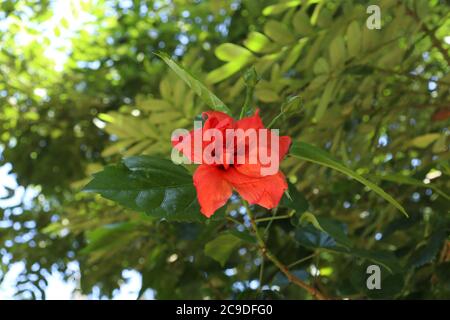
[264,209,295,235]
[226,216,244,226]
[240,66,258,119]
[267,111,284,129]
[255,214,292,223]
[258,257,265,291]
[263,209,278,235]
[240,85,254,119]
[287,253,318,269]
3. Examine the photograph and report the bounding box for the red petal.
[202,111,234,131]
[234,163,263,177]
[278,135,292,160]
[225,168,288,209]
[233,134,291,177]
[193,165,233,217]
[234,109,264,130]
[202,111,234,166]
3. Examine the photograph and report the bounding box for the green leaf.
[206,60,249,84]
[204,232,243,266]
[409,133,440,148]
[281,39,307,72]
[138,98,172,112]
[255,88,280,102]
[346,21,361,57]
[316,216,352,248]
[376,173,449,200]
[351,249,403,274]
[297,213,352,248]
[263,1,301,16]
[415,0,429,20]
[329,35,346,68]
[297,211,322,228]
[155,52,231,115]
[293,11,314,36]
[281,181,309,214]
[315,78,336,121]
[215,43,254,62]
[228,229,257,244]
[264,20,295,45]
[408,229,447,268]
[307,74,328,90]
[244,32,272,53]
[83,156,206,222]
[159,78,172,100]
[295,223,338,249]
[432,134,447,153]
[289,142,408,217]
[313,57,329,75]
[296,217,402,273]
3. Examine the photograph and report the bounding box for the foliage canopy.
[0,0,449,299]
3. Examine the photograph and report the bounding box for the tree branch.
[403,3,450,66]
[243,202,331,300]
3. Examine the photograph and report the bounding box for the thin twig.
[368,65,450,87]
[263,209,278,235]
[287,253,318,269]
[267,112,285,129]
[226,216,244,226]
[258,257,265,292]
[243,201,331,300]
[255,214,292,223]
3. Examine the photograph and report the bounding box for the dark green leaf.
[376,173,450,200]
[290,142,408,217]
[83,156,206,222]
[155,52,231,114]
[316,216,352,248]
[204,232,243,266]
[228,229,257,244]
[295,224,339,249]
[296,215,402,273]
[408,230,447,268]
[281,181,309,214]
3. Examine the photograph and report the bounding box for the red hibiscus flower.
[172,110,291,218]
